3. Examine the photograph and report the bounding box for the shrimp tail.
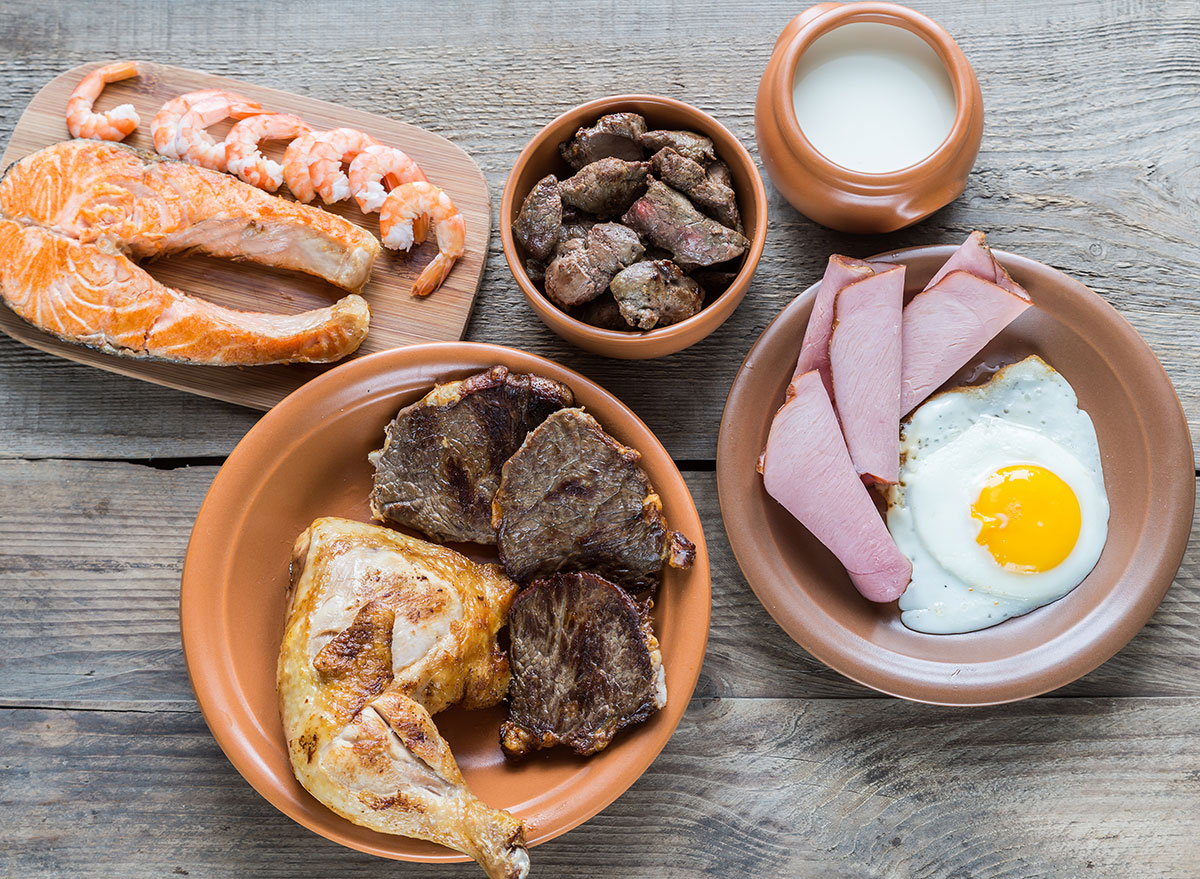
[411,252,457,298]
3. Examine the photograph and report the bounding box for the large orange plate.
[717,245,1193,706]
[180,342,711,860]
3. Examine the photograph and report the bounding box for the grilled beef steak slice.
[571,290,634,331]
[623,177,748,267]
[650,147,742,232]
[500,571,666,758]
[559,112,648,170]
[492,407,696,589]
[543,222,644,308]
[513,173,562,261]
[638,129,716,164]
[370,366,574,544]
[610,259,705,330]
[558,157,650,218]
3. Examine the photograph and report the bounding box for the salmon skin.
[0,139,380,292]
[0,217,369,365]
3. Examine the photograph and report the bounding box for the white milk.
[791,22,957,174]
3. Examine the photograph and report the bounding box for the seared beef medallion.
[623,177,748,267]
[492,408,696,589]
[512,173,562,262]
[370,366,574,544]
[609,259,705,329]
[500,571,667,758]
[560,112,648,170]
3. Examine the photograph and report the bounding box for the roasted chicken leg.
[279,517,528,879]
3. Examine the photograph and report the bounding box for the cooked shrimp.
[347,144,427,212]
[281,132,323,202]
[224,113,312,191]
[379,181,466,297]
[151,89,262,165]
[66,61,140,141]
[174,91,267,171]
[306,128,380,204]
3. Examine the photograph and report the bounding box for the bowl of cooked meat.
[501,95,767,359]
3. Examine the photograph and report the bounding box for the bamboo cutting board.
[0,61,491,410]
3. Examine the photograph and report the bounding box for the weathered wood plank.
[1,460,1196,709]
[4,697,1199,878]
[0,1,1197,462]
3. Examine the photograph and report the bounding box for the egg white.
[885,356,1109,634]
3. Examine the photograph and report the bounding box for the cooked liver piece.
[623,177,748,266]
[370,366,574,544]
[560,112,648,170]
[558,157,650,217]
[609,259,704,329]
[512,173,562,261]
[500,571,666,758]
[650,147,741,232]
[639,129,716,164]
[543,222,644,308]
[492,407,695,590]
[571,290,633,330]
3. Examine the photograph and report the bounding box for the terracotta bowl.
[501,94,768,359]
[716,246,1194,705]
[180,342,711,861]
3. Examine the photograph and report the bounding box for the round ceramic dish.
[501,94,768,359]
[181,342,711,861]
[716,246,1194,706]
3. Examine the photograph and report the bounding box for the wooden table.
[2,1,1198,875]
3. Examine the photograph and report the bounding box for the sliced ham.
[828,264,905,484]
[759,370,912,603]
[924,230,1029,300]
[792,255,879,396]
[899,269,1032,413]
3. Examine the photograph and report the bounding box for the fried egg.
[885,356,1108,634]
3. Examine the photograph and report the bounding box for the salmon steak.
[0,140,380,290]
[0,218,369,365]
[0,139,380,365]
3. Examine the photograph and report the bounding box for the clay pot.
[755,2,983,234]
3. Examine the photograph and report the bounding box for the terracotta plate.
[181,342,711,860]
[716,245,1194,706]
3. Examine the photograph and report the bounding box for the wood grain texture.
[1,461,1196,711]
[2,2,1200,877]
[4,698,1200,878]
[0,60,492,410]
[0,1,1197,462]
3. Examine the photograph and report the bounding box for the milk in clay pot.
[755,2,983,233]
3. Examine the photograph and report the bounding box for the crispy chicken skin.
[279,518,528,879]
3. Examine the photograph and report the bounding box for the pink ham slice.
[828,264,905,484]
[759,370,912,603]
[899,269,1032,413]
[924,230,1029,300]
[792,255,894,397]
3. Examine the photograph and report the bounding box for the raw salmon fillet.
[0,139,380,291]
[0,218,368,365]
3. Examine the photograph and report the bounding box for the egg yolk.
[971,465,1081,573]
